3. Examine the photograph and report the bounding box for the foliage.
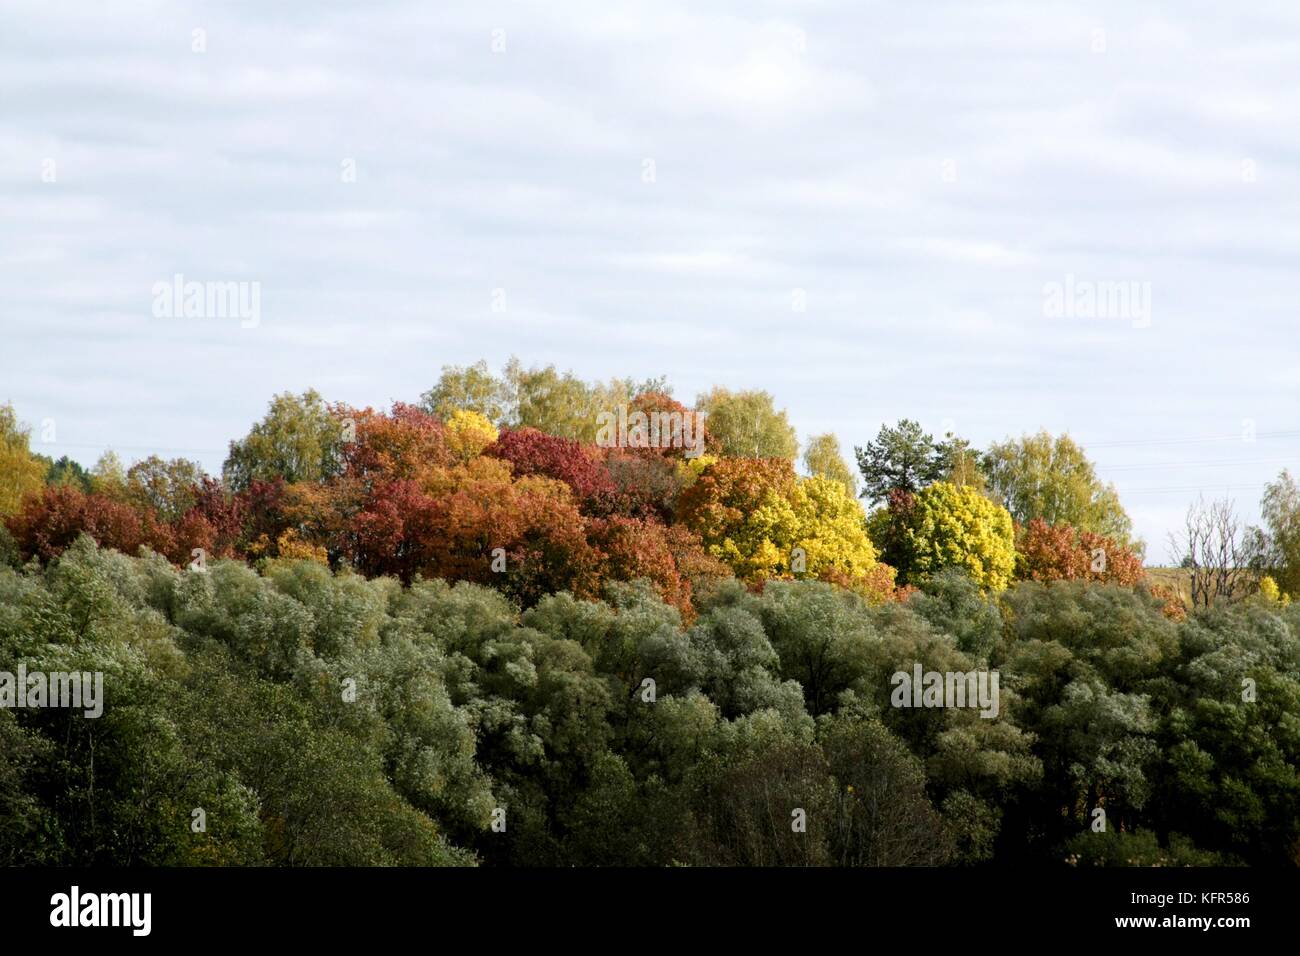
[854,419,945,505]
[0,537,1295,868]
[802,433,857,495]
[695,387,797,459]
[891,482,1016,590]
[224,390,344,492]
[983,431,1132,545]
[1016,518,1144,586]
[0,404,47,517]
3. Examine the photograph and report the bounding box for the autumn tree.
[679,457,883,586]
[880,481,1016,590]
[5,485,171,562]
[487,427,615,510]
[1016,517,1144,586]
[0,404,47,517]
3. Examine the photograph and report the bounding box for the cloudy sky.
[4,0,1298,559]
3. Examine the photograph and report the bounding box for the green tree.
[982,431,1132,544]
[695,387,797,459]
[43,456,92,492]
[223,390,344,491]
[125,455,206,522]
[420,360,511,424]
[502,359,602,441]
[1258,470,1300,597]
[854,419,944,505]
[89,450,128,499]
[933,432,986,492]
[803,433,857,495]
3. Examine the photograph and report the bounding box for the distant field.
[1144,566,1262,607]
[1145,567,1192,605]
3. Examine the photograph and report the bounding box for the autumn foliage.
[1016,517,1144,586]
[4,389,1163,619]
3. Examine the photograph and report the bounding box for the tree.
[695,387,797,459]
[487,427,615,510]
[1016,518,1144,586]
[854,420,944,505]
[420,360,511,423]
[933,432,986,492]
[0,404,47,517]
[502,359,602,441]
[802,433,857,495]
[89,450,128,499]
[223,390,344,491]
[1167,496,1256,608]
[443,409,499,462]
[1257,470,1300,597]
[894,481,1016,590]
[679,458,883,587]
[983,431,1132,544]
[4,485,171,562]
[43,456,92,492]
[125,456,206,523]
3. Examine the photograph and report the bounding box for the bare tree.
[1167,496,1258,609]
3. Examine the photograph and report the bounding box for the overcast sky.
[4,0,1298,560]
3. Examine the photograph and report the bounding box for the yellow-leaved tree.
[903,481,1016,590]
[0,403,47,517]
[678,458,889,594]
[444,408,500,461]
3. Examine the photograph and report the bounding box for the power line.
[1084,430,1300,449]
[1099,456,1300,473]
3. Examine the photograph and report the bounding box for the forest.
[1,359,1297,867]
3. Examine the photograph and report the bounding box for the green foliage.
[421,360,512,423]
[802,433,857,495]
[2,509,1296,868]
[854,419,944,505]
[696,387,798,459]
[223,390,344,491]
[983,431,1133,545]
[1259,470,1300,597]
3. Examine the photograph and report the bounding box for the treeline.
[2,359,1299,866]
[0,359,1199,618]
[1,540,1296,866]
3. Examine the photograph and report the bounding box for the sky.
[3,0,1299,561]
